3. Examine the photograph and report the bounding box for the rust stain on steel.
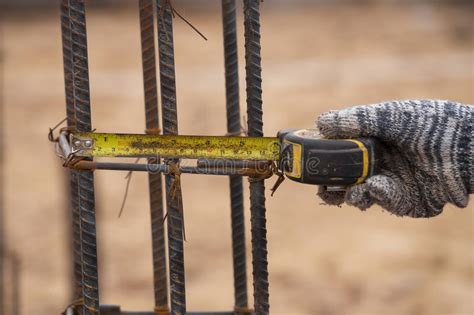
[70,161,97,171]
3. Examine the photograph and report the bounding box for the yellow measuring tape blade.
[72,133,281,161]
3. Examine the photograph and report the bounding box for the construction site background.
[0,1,472,315]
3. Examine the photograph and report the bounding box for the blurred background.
[0,0,472,314]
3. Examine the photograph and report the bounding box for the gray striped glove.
[316,100,473,218]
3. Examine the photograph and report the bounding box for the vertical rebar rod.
[69,0,100,313]
[156,1,186,314]
[10,254,20,315]
[221,0,248,312]
[0,26,5,315]
[61,0,76,130]
[60,0,83,302]
[138,0,169,312]
[243,1,269,314]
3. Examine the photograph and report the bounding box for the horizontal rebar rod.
[99,305,248,315]
[71,160,272,177]
[121,314,237,315]
[196,159,269,170]
[99,304,247,315]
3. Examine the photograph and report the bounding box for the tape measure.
[277,129,380,186]
[70,132,280,160]
[70,129,380,187]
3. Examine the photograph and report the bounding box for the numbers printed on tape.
[71,132,281,161]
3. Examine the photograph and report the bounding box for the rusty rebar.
[138,0,169,310]
[60,0,75,130]
[0,28,4,315]
[156,1,186,314]
[221,0,248,311]
[70,160,273,177]
[60,0,83,302]
[119,311,239,315]
[69,170,82,299]
[10,254,20,315]
[69,0,100,313]
[243,1,269,314]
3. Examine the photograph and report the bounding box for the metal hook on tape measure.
[70,134,94,152]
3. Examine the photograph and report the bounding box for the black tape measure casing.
[278,129,380,186]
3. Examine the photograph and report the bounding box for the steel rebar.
[71,160,272,178]
[61,0,76,130]
[243,1,269,314]
[69,0,99,313]
[0,26,4,315]
[196,159,269,170]
[156,1,186,314]
[10,254,20,315]
[120,312,241,315]
[221,1,248,312]
[138,0,169,311]
[60,0,83,302]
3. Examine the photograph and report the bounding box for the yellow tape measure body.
[71,133,281,161]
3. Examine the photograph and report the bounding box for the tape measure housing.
[278,129,379,185]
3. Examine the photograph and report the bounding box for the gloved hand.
[316,100,473,218]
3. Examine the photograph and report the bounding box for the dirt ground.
[1,2,473,315]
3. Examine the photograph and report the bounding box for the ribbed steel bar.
[10,254,20,315]
[60,0,76,129]
[221,0,248,312]
[69,0,99,313]
[120,312,241,315]
[0,30,4,315]
[138,0,169,311]
[243,1,269,314]
[99,305,242,315]
[156,1,186,314]
[60,0,83,302]
[70,161,272,177]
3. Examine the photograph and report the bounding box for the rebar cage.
[59,1,269,314]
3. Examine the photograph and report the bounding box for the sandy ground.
[1,2,473,315]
